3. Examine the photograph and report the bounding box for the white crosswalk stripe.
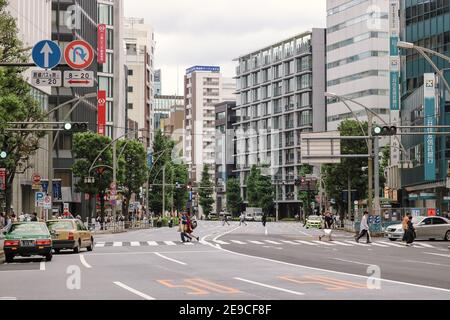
[147,241,158,246]
[379,241,404,248]
[280,240,300,245]
[130,242,140,247]
[370,242,389,247]
[345,240,369,247]
[163,241,176,246]
[296,240,317,246]
[183,242,194,246]
[113,242,122,247]
[264,240,282,245]
[95,242,105,248]
[313,241,335,246]
[330,241,353,247]
[413,243,434,248]
[214,240,229,245]
[230,240,246,244]
[249,241,264,245]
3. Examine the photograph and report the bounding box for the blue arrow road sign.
[32,40,61,69]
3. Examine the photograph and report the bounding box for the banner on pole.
[424,73,436,181]
[98,90,106,136]
[98,24,107,64]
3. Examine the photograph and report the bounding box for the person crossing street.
[222,213,230,226]
[239,212,247,226]
[319,211,334,241]
[355,211,372,244]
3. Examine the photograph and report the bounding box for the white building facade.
[326,0,390,130]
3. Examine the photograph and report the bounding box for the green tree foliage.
[226,177,242,217]
[72,132,113,222]
[0,1,45,212]
[322,120,368,217]
[297,164,317,215]
[117,139,147,219]
[173,163,189,213]
[257,173,274,215]
[148,130,174,215]
[246,166,260,207]
[199,164,214,216]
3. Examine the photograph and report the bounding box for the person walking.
[405,214,416,246]
[401,213,410,242]
[186,213,199,241]
[262,213,267,228]
[239,212,247,226]
[222,213,230,226]
[179,212,193,242]
[30,212,38,222]
[355,211,372,244]
[319,211,334,241]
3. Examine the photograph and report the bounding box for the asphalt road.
[1,221,450,300]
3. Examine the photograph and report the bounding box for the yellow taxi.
[46,219,94,253]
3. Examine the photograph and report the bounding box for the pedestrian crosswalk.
[94,239,439,249]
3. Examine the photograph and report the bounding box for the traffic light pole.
[368,113,373,216]
[374,137,381,215]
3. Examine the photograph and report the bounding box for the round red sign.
[64,40,94,70]
[32,174,41,184]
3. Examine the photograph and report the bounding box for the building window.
[128,69,134,76]
[128,86,134,93]
[126,43,137,55]
[98,3,113,25]
[127,103,133,109]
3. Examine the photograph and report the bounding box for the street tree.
[173,163,189,213]
[256,173,274,216]
[246,165,260,207]
[0,1,46,213]
[117,139,147,219]
[226,177,242,217]
[322,120,368,218]
[199,164,214,217]
[72,132,113,223]
[148,130,174,215]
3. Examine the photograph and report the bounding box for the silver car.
[385,216,450,241]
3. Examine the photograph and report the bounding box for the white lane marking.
[113,281,155,300]
[234,277,304,296]
[296,240,316,246]
[154,252,187,265]
[39,261,45,271]
[379,241,404,248]
[85,250,218,257]
[265,228,268,236]
[424,252,450,258]
[95,243,105,247]
[79,255,92,269]
[0,297,17,300]
[130,242,140,247]
[334,258,372,266]
[281,240,299,245]
[370,242,389,247]
[113,242,123,247]
[163,241,176,246]
[249,241,264,245]
[214,240,229,245]
[147,241,158,246]
[331,241,353,247]
[265,240,282,245]
[345,241,369,247]
[231,240,246,244]
[413,243,434,248]
[313,241,334,246]
[404,260,449,267]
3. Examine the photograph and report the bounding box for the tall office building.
[398,0,450,210]
[154,95,184,133]
[50,0,99,215]
[184,66,235,185]
[326,0,390,130]
[124,17,155,149]
[154,69,162,95]
[233,30,326,217]
[7,0,51,214]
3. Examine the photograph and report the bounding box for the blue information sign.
[32,40,61,69]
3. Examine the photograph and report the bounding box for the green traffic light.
[373,127,382,135]
[0,151,6,159]
[64,123,72,131]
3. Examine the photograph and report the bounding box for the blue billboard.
[186,66,220,74]
[424,73,436,181]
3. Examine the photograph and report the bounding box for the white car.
[385,216,450,241]
[254,212,264,222]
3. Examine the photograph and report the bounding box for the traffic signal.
[0,136,9,159]
[373,126,397,136]
[64,122,88,132]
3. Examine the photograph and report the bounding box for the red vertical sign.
[98,90,106,136]
[98,24,107,64]
[0,168,6,191]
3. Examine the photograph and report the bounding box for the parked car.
[46,219,94,253]
[305,215,323,229]
[245,207,263,221]
[2,222,53,263]
[385,216,450,241]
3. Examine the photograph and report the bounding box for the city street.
[1,221,450,300]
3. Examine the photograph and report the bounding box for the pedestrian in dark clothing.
[262,213,267,227]
[319,211,334,241]
[179,213,193,242]
[222,214,230,226]
[405,215,415,246]
[30,212,38,222]
[355,211,371,243]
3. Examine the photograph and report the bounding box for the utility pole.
[347,170,351,220]
[374,136,381,215]
[162,165,166,217]
[367,113,373,215]
[112,141,117,220]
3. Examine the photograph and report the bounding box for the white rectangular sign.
[31,70,62,87]
[301,131,341,164]
[64,70,94,87]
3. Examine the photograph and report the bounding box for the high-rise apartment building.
[233,30,326,217]
[326,0,390,130]
[184,66,235,184]
[7,0,51,214]
[124,17,155,149]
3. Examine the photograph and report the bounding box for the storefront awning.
[404,180,445,192]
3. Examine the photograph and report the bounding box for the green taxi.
[305,215,323,229]
[2,222,53,263]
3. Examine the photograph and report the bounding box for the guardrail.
[86,221,153,233]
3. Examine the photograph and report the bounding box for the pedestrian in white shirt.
[355,211,372,244]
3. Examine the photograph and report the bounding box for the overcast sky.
[124,0,326,95]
